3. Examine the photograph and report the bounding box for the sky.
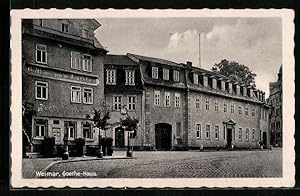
[95,17,282,97]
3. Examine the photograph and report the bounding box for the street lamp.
[120,105,133,157]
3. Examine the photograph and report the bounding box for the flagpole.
[199,32,201,68]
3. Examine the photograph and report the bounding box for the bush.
[41,137,55,157]
[74,138,86,156]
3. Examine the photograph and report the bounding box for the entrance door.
[263,132,267,148]
[227,128,232,148]
[155,123,172,150]
[115,127,125,148]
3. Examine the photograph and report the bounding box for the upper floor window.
[163,68,169,80]
[252,107,256,117]
[152,67,158,79]
[83,87,93,104]
[245,107,249,116]
[175,93,180,107]
[71,86,81,103]
[205,97,210,110]
[196,97,201,109]
[223,101,227,112]
[36,44,47,64]
[113,96,122,111]
[231,103,235,114]
[154,90,160,106]
[35,81,48,100]
[71,51,81,70]
[173,70,180,82]
[214,100,219,112]
[125,70,135,85]
[127,96,136,111]
[82,54,92,72]
[196,124,201,139]
[106,69,116,85]
[81,28,88,38]
[61,22,69,33]
[165,92,170,107]
[193,73,198,85]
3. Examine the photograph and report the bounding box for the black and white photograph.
[10,9,295,188]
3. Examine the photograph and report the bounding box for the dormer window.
[212,78,217,89]
[243,87,247,96]
[228,83,233,93]
[236,85,240,95]
[163,68,169,80]
[82,28,88,38]
[203,76,208,87]
[61,22,69,33]
[106,69,116,85]
[221,81,225,91]
[173,70,180,82]
[152,67,158,79]
[125,70,135,85]
[193,73,198,85]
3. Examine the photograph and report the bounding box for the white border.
[10,9,295,188]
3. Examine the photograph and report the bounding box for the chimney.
[187,61,192,67]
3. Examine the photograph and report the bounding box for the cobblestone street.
[45,149,282,178]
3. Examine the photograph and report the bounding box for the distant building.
[268,66,282,146]
[103,53,271,150]
[22,19,107,153]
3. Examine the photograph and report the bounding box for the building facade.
[22,19,107,153]
[269,66,282,147]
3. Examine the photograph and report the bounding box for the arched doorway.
[155,123,172,150]
[115,127,125,148]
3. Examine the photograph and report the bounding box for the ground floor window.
[205,125,210,140]
[245,128,249,141]
[65,121,76,138]
[252,129,255,141]
[215,126,219,140]
[196,124,201,138]
[238,128,242,140]
[83,123,93,139]
[34,119,48,137]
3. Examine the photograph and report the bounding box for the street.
[45,149,282,178]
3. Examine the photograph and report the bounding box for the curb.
[36,156,135,177]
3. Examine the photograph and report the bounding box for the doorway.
[263,132,267,148]
[227,128,233,148]
[115,127,125,148]
[155,123,172,150]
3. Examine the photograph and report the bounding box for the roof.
[104,55,138,66]
[127,53,184,68]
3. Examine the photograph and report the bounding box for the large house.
[103,53,271,150]
[268,66,282,147]
[22,19,107,153]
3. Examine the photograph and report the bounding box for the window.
[271,122,275,130]
[276,121,281,129]
[35,119,47,137]
[252,129,255,141]
[238,128,242,140]
[212,79,217,89]
[71,51,81,70]
[35,44,47,64]
[71,86,81,103]
[196,124,201,139]
[35,81,48,100]
[175,93,180,107]
[205,97,210,110]
[82,54,92,72]
[127,96,136,111]
[165,92,170,107]
[173,70,180,82]
[163,68,169,80]
[215,101,219,111]
[82,28,88,38]
[53,120,59,125]
[205,125,210,140]
[238,106,242,115]
[236,85,240,95]
[176,123,181,137]
[196,97,201,109]
[113,96,122,110]
[83,88,93,104]
[215,126,219,140]
[245,107,249,116]
[228,83,233,93]
[231,103,235,114]
[106,69,116,85]
[61,22,69,33]
[221,81,225,91]
[203,76,208,87]
[125,70,135,85]
[66,122,76,138]
[193,73,198,85]
[223,125,226,140]
[83,124,92,139]
[223,101,227,112]
[276,108,280,116]
[152,67,158,79]
[245,128,249,141]
[252,107,256,117]
[154,90,160,106]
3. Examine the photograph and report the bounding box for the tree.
[22,101,37,156]
[91,102,111,140]
[120,116,139,137]
[212,59,257,86]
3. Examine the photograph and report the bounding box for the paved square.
[46,149,282,178]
